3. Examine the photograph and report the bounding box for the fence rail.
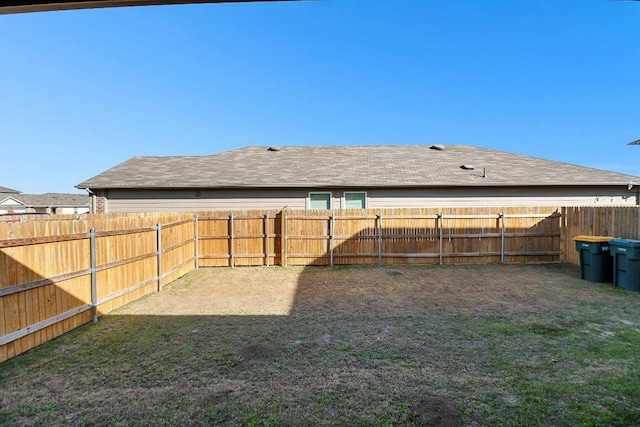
[2,206,639,363]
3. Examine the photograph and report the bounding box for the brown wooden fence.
[561,206,640,265]
[0,213,196,363]
[196,212,282,267]
[282,207,562,265]
[2,206,639,363]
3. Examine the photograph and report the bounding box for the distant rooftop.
[0,186,20,194]
[0,191,88,208]
[17,193,89,207]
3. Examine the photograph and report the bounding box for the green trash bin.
[573,236,614,283]
[609,239,640,291]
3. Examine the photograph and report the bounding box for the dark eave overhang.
[0,0,297,15]
[76,181,637,190]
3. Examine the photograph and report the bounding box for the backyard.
[1,263,640,426]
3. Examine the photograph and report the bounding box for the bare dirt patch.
[407,396,462,427]
[124,267,300,316]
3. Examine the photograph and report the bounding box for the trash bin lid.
[573,235,615,243]
[609,238,640,247]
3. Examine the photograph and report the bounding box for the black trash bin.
[609,239,640,291]
[573,235,614,283]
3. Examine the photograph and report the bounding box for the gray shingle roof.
[16,193,89,207]
[0,185,20,194]
[77,145,640,189]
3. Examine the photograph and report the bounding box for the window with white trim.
[344,192,367,209]
[309,192,332,210]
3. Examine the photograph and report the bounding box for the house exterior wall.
[367,187,636,208]
[0,197,27,214]
[102,189,307,213]
[99,186,638,213]
[94,190,107,214]
[55,207,91,214]
[0,207,29,214]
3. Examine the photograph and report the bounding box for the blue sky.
[1,0,639,194]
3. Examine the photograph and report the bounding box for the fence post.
[560,207,566,262]
[282,211,288,266]
[377,214,382,267]
[90,227,98,323]
[500,212,505,264]
[265,213,270,267]
[439,213,443,266]
[329,215,334,267]
[229,214,235,267]
[194,214,199,269]
[157,223,163,291]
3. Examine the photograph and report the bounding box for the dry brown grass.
[123,263,591,319]
[1,263,639,426]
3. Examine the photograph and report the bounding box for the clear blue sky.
[1,0,639,194]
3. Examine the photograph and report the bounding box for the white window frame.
[308,192,332,210]
[343,191,367,209]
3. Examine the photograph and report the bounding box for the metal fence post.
[377,214,382,266]
[283,211,288,266]
[229,214,234,267]
[194,214,199,269]
[265,213,270,267]
[500,212,505,264]
[329,215,334,267]
[439,213,444,266]
[157,223,163,291]
[90,227,98,323]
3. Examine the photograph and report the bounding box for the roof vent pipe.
[483,167,487,178]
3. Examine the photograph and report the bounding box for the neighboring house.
[76,145,640,213]
[0,186,20,194]
[0,186,24,214]
[0,188,90,214]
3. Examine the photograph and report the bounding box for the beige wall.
[0,197,27,214]
[55,207,90,214]
[101,186,638,213]
[367,187,636,208]
[104,189,307,213]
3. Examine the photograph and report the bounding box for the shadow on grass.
[2,263,640,426]
[0,249,90,362]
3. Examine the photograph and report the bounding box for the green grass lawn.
[1,264,639,426]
